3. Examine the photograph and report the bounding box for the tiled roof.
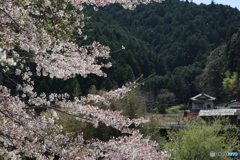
[198,109,240,116]
[190,93,216,101]
[225,100,240,108]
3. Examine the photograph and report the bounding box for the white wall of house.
[192,101,214,109]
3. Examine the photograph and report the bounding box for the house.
[188,93,216,110]
[199,100,240,126]
[225,100,240,108]
[159,94,240,133]
[183,93,216,119]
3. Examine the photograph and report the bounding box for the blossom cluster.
[0,0,167,159]
[91,131,169,159]
[0,48,17,66]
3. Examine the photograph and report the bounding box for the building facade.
[184,93,216,119]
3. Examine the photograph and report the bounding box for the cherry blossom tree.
[0,0,168,159]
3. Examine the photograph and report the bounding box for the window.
[207,104,211,109]
[195,103,203,109]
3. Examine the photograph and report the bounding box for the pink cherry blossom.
[0,0,168,159]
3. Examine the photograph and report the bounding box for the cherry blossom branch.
[0,8,22,31]
[0,0,167,159]
[1,69,19,85]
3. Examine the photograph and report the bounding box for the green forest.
[84,0,240,111]
[3,0,240,114]
[82,0,240,110]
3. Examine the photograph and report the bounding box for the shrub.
[164,117,239,160]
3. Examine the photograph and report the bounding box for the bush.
[166,105,183,114]
[164,117,239,160]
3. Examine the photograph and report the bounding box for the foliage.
[2,0,240,159]
[110,88,147,119]
[81,0,240,103]
[199,27,240,101]
[16,0,240,104]
[225,29,240,98]
[197,45,227,99]
[165,105,183,114]
[138,114,168,151]
[226,30,240,73]
[46,88,149,141]
[157,89,176,113]
[222,70,239,98]
[165,118,239,160]
[101,0,240,70]
[167,65,202,103]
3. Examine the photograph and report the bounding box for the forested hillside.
[9,0,240,112]
[79,0,240,106]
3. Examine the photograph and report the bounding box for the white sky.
[190,0,240,10]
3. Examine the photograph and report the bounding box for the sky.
[190,0,240,10]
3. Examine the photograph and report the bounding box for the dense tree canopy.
[78,0,240,104]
